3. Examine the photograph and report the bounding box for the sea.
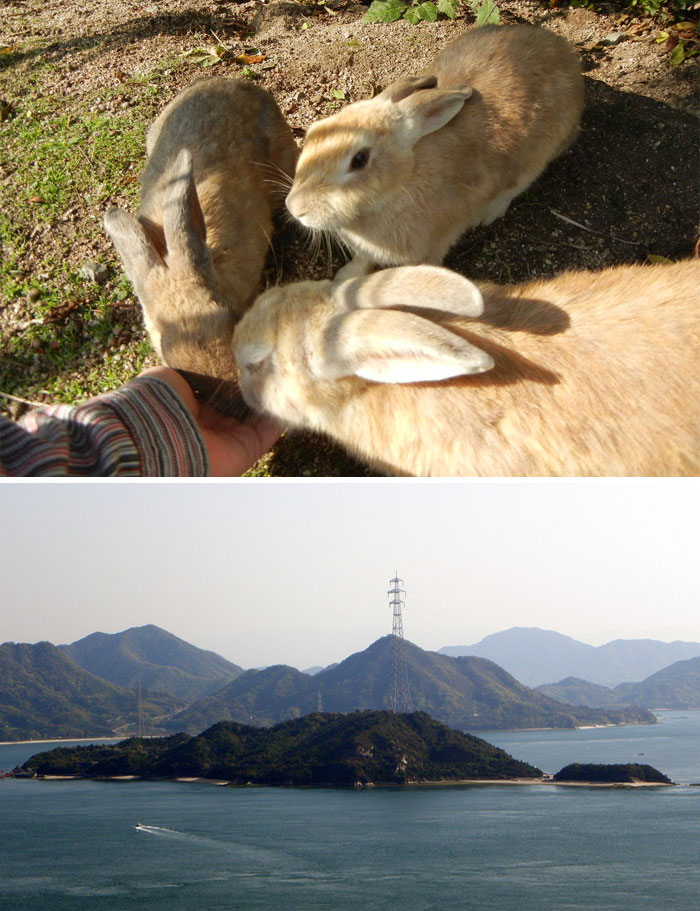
[1,709,699,911]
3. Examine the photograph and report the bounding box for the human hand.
[139,367,283,476]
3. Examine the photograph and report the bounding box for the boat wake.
[134,824,183,837]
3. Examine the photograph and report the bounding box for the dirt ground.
[1,0,698,475]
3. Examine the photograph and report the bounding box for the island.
[553,763,672,784]
[19,711,674,788]
[22,711,543,785]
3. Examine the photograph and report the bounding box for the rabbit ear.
[103,208,162,283]
[331,265,484,317]
[396,87,473,144]
[378,75,438,103]
[318,309,494,383]
[162,148,211,272]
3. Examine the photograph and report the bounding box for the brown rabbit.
[232,260,700,476]
[104,77,297,414]
[286,25,584,278]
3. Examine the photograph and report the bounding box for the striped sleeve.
[0,377,210,477]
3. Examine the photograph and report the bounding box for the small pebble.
[603,32,627,46]
[81,261,109,285]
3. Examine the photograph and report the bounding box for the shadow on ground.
[443,77,698,286]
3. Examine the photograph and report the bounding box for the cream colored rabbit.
[104,77,297,412]
[286,25,583,278]
[232,260,700,476]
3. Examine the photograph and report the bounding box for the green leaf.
[403,6,422,22]
[437,0,459,18]
[332,88,346,100]
[364,0,408,22]
[669,42,687,65]
[471,0,501,26]
[416,1,439,20]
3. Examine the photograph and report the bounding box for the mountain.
[535,677,626,708]
[302,664,338,675]
[0,641,180,741]
[22,711,543,785]
[538,656,700,709]
[613,656,700,708]
[439,628,700,687]
[60,625,242,703]
[169,664,312,730]
[164,636,654,734]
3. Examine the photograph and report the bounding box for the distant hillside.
[170,664,312,730]
[22,711,543,785]
[0,642,180,741]
[60,624,242,703]
[538,656,700,710]
[613,656,700,708]
[302,664,338,676]
[165,637,654,734]
[536,677,625,708]
[440,628,700,687]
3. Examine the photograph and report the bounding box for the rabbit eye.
[349,148,370,172]
[244,360,265,375]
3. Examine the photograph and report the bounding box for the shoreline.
[0,737,120,746]
[31,774,675,788]
[1,717,659,747]
[412,777,673,788]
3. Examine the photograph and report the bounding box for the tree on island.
[553,763,672,784]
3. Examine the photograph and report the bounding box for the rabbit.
[231,259,700,477]
[104,77,298,414]
[286,25,584,279]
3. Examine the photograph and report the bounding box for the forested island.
[20,711,674,788]
[553,763,672,784]
[22,711,542,786]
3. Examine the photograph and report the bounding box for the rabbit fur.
[232,260,700,477]
[286,25,584,278]
[104,77,297,413]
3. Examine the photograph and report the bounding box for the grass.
[9,112,142,222]
[0,49,164,410]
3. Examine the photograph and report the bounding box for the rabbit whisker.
[325,232,334,278]
[262,177,295,198]
[255,159,294,189]
[256,217,275,256]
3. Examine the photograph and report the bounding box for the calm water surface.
[476,707,700,784]
[2,711,699,911]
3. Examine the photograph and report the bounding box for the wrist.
[137,367,200,418]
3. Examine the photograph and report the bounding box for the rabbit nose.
[286,190,306,220]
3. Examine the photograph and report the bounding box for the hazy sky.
[2,480,698,669]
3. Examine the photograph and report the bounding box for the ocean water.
[476,707,700,784]
[1,711,699,911]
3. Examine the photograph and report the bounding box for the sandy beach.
[27,775,675,788]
